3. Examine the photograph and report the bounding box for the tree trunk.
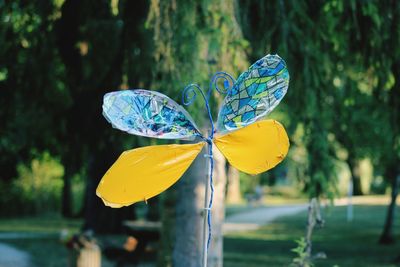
[62,156,79,217]
[379,164,399,244]
[158,189,176,267]
[83,149,136,234]
[56,0,144,231]
[380,6,400,246]
[62,170,73,217]
[172,146,206,267]
[55,0,83,219]
[226,165,241,204]
[207,146,226,267]
[166,144,226,267]
[347,158,363,196]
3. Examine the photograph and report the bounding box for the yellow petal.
[214,120,289,175]
[96,142,205,207]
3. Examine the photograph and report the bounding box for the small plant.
[291,198,327,267]
[290,237,313,267]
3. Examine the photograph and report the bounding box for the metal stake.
[202,144,212,267]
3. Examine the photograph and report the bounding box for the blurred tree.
[0,1,68,182]
[238,0,399,197]
[330,0,400,244]
[0,0,152,230]
[54,0,152,230]
[147,0,247,266]
[0,1,71,215]
[238,0,400,259]
[320,2,400,243]
[226,166,241,204]
[332,72,391,196]
[239,0,338,200]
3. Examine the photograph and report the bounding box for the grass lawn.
[1,200,399,267]
[224,204,400,267]
[0,216,81,233]
[0,217,82,267]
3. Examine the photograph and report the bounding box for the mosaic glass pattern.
[103,89,201,140]
[217,54,289,132]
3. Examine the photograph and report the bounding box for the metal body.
[181,72,235,267]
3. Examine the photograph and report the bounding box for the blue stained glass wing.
[103,89,202,140]
[216,54,290,133]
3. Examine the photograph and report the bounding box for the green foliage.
[0,0,153,220]
[290,237,313,267]
[147,0,248,125]
[1,0,399,234]
[0,152,64,216]
[12,152,64,214]
[238,0,400,199]
[0,1,70,167]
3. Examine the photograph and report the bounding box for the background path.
[223,204,308,233]
[0,243,33,267]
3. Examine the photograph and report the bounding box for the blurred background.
[0,0,400,266]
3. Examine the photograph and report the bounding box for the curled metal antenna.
[182,83,205,106]
[208,71,236,98]
[181,83,214,138]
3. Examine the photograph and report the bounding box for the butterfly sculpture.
[96,54,290,209]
